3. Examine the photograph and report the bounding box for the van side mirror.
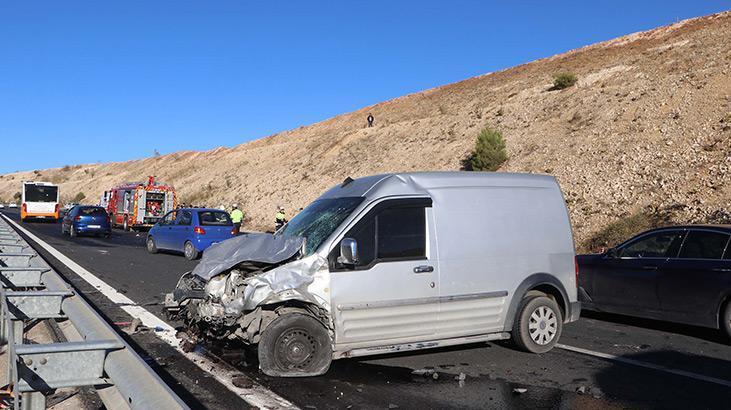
[338,238,359,265]
[606,247,618,258]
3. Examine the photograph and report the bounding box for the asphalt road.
[2,208,730,409]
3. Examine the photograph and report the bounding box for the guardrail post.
[0,214,188,409]
[20,392,45,410]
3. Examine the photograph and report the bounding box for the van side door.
[329,198,438,347]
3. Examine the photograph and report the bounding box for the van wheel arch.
[503,273,570,332]
[254,302,333,377]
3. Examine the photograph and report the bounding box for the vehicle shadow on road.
[581,310,728,344]
[255,355,615,409]
[594,349,731,409]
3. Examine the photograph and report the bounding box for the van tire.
[147,237,158,254]
[183,241,199,260]
[512,295,563,354]
[722,301,731,341]
[258,313,332,377]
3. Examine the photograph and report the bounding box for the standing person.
[367,113,374,127]
[230,204,244,235]
[275,206,287,231]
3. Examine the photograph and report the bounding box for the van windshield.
[278,197,364,255]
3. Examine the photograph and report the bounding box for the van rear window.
[198,211,232,226]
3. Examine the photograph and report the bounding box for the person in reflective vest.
[230,204,244,234]
[275,206,287,231]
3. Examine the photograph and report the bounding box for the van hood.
[192,232,305,281]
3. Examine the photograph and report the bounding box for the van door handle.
[641,265,658,270]
[413,265,434,274]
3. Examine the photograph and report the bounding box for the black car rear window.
[678,231,730,260]
[198,211,232,226]
[79,207,107,216]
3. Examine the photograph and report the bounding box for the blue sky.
[1,1,728,173]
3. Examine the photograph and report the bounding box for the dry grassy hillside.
[1,11,730,251]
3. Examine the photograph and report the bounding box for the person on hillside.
[367,113,374,127]
[230,204,244,235]
[275,206,287,231]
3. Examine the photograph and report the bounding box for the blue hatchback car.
[146,208,235,260]
[61,205,112,238]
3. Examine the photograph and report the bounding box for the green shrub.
[72,192,86,203]
[581,209,671,253]
[463,127,508,171]
[551,73,578,90]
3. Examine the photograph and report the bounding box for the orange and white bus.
[21,181,60,222]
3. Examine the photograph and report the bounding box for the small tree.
[551,73,578,90]
[13,192,21,202]
[464,127,508,171]
[72,192,86,203]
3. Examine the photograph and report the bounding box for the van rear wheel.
[258,313,332,377]
[512,295,562,354]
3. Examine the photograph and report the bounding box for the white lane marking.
[2,214,297,410]
[556,343,731,388]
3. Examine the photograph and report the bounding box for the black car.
[577,225,731,339]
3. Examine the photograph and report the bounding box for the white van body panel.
[316,172,577,358]
[330,202,440,346]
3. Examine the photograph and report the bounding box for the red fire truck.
[101,176,177,231]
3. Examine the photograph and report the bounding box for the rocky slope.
[1,11,730,251]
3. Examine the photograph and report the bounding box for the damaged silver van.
[165,172,580,377]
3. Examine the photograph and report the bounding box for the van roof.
[319,172,557,200]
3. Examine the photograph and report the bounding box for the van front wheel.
[512,295,562,354]
[258,313,332,377]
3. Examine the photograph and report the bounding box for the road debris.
[411,367,436,377]
[123,317,142,335]
[512,388,527,395]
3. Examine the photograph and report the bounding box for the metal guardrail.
[0,217,188,409]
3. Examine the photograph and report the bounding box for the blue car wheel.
[184,241,199,260]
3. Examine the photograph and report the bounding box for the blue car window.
[198,211,232,226]
[79,207,106,216]
[177,210,192,226]
[160,211,176,225]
